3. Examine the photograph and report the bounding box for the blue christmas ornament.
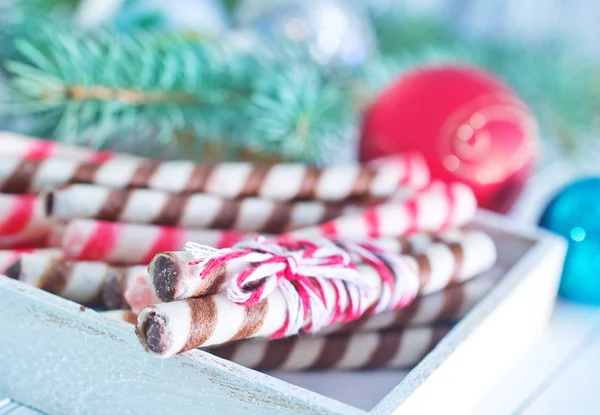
[539,177,600,304]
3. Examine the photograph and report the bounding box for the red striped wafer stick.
[0,248,62,274]
[284,181,477,240]
[5,253,146,306]
[0,234,50,249]
[0,131,124,161]
[0,194,50,239]
[60,219,262,264]
[46,184,362,232]
[123,271,160,314]
[102,266,151,310]
[0,152,428,200]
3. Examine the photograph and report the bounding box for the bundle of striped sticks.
[0,131,500,371]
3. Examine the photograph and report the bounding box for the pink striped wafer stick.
[102,266,152,310]
[0,194,50,239]
[0,234,50,249]
[0,248,62,274]
[0,131,124,161]
[61,219,261,264]
[285,181,477,240]
[124,271,160,313]
[46,184,362,232]
[5,253,147,306]
[0,152,428,200]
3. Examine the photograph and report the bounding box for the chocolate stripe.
[0,161,40,193]
[239,166,271,198]
[207,342,240,362]
[102,268,128,310]
[209,199,240,229]
[184,297,218,352]
[36,259,71,295]
[72,163,102,185]
[129,162,159,189]
[320,203,346,223]
[229,300,269,342]
[297,167,320,199]
[349,167,377,199]
[96,189,131,222]
[448,242,465,283]
[191,264,227,298]
[311,334,350,369]
[185,166,213,193]
[426,326,451,357]
[153,195,187,227]
[364,331,403,369]
[261,202,293,234]
[437,285,465,323]
[414,254,432,292]
[392,295,422,325]
[255,336,298,370]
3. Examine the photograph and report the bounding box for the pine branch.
[4,28,351,163]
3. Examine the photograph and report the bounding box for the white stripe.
[208,294,248,346]
[458,231,497,283]
[335,332,379,369]
[181,194,222,228]
[223,340,268,368]
[94,160,140,189]
[0,158,23,187]
[282,336,326,370]
[234,198,274,232]
[415,185,449,231]
[121,189,169,224]
[409,291,446,324]
[51,185,107,220]
[376,204,411,236]
[149,162,195,193]
[60,261,108,303]
[315,166,359,201]
[420,245,454,294]
[205,163,254,199]
[31,159,81,192]
[186,229,223,247]
[369,160,406,197]
[113,223,160,263]
[61,220,97,258]
[287,202,326,230]
[259,164,306,200]
[19,255,53,287]
[389,327,434,367]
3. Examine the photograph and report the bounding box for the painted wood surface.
[0,212,565,415]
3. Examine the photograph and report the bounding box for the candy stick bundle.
[0,132,499,372]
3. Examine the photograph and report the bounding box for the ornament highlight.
[360,64,538,212]
[539,177,600,305]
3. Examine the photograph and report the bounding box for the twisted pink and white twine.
[182,236,420,339]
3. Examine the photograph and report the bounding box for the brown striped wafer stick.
[322,268,499,335]
[46,184,362,232]
[207,325,451,371]
[0,152,428,200]
[148,229,491,304]
[0,248,62,274]
[6,253,146,306]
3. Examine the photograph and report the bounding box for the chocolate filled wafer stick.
[0,248,62,274]
[6,253,146,306]
[0,193,50,239]
[207,325,451,371]
[148,229,490,305]
[60,219,261,264]
[286,181,477,240]
[0,152,428,200]
[46,184,362,232]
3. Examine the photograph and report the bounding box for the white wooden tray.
[0,211,566,415]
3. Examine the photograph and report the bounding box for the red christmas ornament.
[360,64,538,213]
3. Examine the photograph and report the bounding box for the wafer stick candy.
[46,184,362,232]
[102,266,151,310]
[5,253,146,305]
[99,309,139,324]
[207,325,451,371]
[149,229,489,304]
[286,181,477,240]
[137,238,422,356]
[123,271,160,313]
[323,269,498,334]
[0,248,62,274]
[60,219,259,264]
[0,194,50,239]
[0,131,119,161]
[0,152,428,200]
